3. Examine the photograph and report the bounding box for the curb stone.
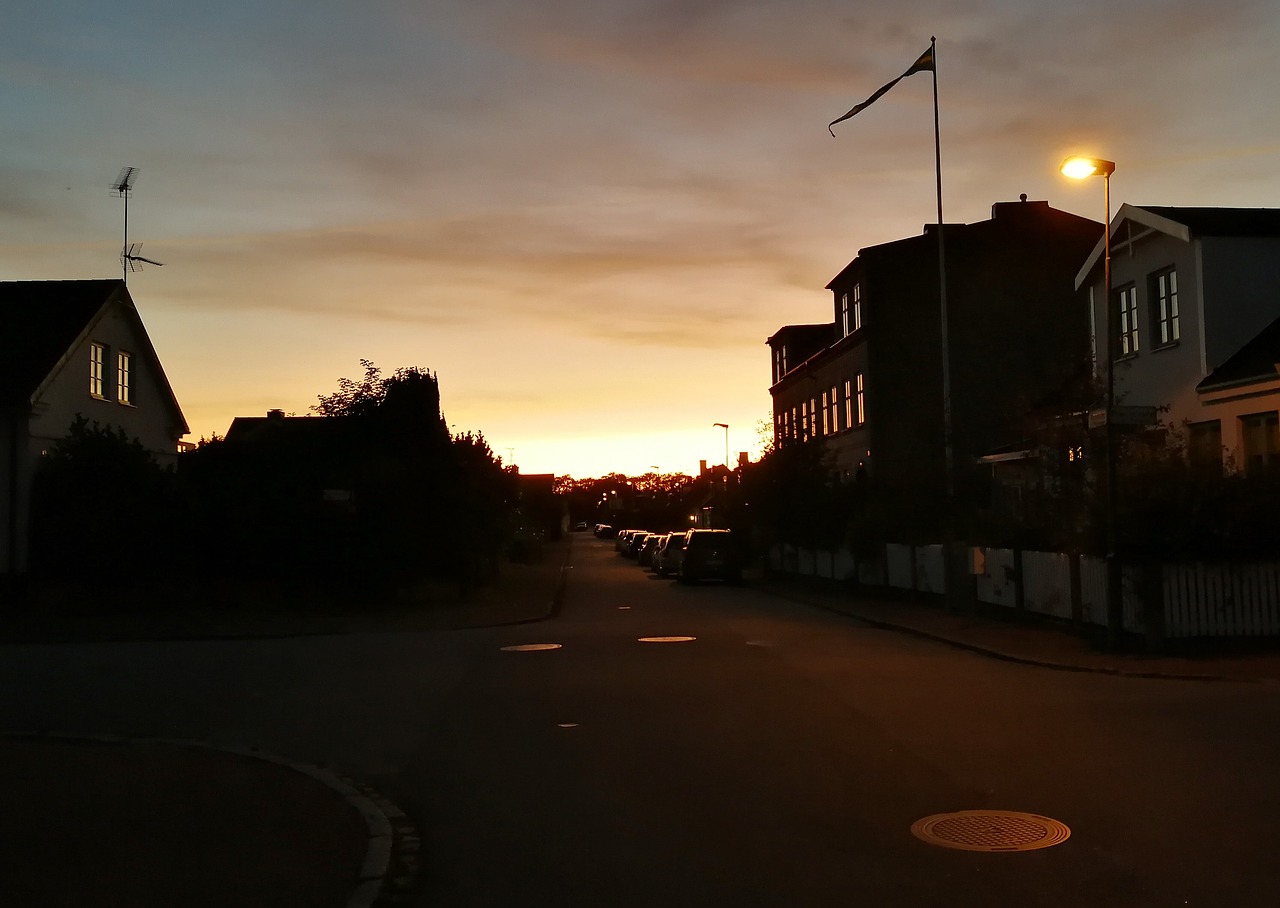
[759,584,1273,685]
[3,731,415,908]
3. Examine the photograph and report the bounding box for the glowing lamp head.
[1060,156,1116,179]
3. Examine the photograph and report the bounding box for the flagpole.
[931,35,954,505]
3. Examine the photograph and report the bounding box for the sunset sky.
[4,1,1279,478]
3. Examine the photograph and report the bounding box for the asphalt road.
[5,536,1280,906]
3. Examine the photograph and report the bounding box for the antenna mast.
[110,166,163,282]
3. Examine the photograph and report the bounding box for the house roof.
[0,279,188,434]
[1197,313,1280,392]
[0,279,121,407]
[1075,204,1280,289]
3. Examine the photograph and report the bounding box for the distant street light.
[712,423,729,471]
[1060,154,1120,644]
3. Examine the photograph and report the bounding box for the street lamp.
[1060,155,1121,644]
[712,423,729,471]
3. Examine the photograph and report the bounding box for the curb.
[1,732,415,908]
[759,584,1268,685]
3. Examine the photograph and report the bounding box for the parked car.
[574,521,589,531]
[677,529,742,583]
[654,530,691,577]
[625,531,652,558]
[638,533,664,567]
[616,529,646,553]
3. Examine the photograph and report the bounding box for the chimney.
[266,409,285,420]
[699,459,708,477]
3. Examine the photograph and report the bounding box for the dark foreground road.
[407,537,1280,906]
[4,536,1279,906]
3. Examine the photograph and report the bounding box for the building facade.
[1075,205,1280,473]
[767,197,1101,505]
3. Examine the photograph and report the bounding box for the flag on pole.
[828,46,935,136]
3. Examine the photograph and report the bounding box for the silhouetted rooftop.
[0,279,123,407]
[1138,206,1280,238]
[1198,314,1280,391]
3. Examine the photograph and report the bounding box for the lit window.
[821,391,830,436]
[844,379,853,428]
[1116,285,1138,356]
[801,401,810,440]
[116,352,132,405]
[839,293,850,337]
[1152,268,1179,346]
[829,385,839,433]
[89,343,105,397]
[852,283,862,332]
[856,373,866,425]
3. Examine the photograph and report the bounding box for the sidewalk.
[0,538,572,907]
[756,573,1280,683]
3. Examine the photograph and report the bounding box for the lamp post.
[1060,155,1121,645]
[712,423,729,471]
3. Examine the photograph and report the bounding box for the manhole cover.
[911,810,1070,852]
[637,636,696,643]
[500,643,562,652]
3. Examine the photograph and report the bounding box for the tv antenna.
[122,242,164,274]
[110,166,163,283]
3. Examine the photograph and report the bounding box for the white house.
[1075,205,1280,472]
[1,279,188,576]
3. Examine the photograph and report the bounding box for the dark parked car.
[677,529,742,583]
[625,531,652,558]
[638,533,665,567]
[653,530,690,577]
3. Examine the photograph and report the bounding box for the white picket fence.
[768,542,1280,640]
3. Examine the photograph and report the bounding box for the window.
[840,284,863,337]
[773,347,787,384]
[856,373,866,425]
[116,352,132,405]
[1115,284,1138,356]
[1241,412,1279,474]
[821,391,830,436]
[811,398,818,437]
[774,412,783,445]
[829,385,839,433]
[791,406,799,440]
[89,343,106,397]
[844,379,854,429]
[1188,420,1222,474]
[1151,268,1179,346]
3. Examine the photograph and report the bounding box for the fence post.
[1069,551,1083,626]
[1140,562,1166,653]
[1013,548,1026,613]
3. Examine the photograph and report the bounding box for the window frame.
[89,342,106,398]
[1115,283,1139,358]
[855,373,866,426]
[1150,267,1180,348]
[116,351,133,405]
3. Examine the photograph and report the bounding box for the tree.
[29,416,174,581]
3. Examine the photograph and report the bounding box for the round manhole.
[637,636,696,643]
[911,810,1070,852]
[500,643,562,652]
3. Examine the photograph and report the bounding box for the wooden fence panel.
[886,544,913,589]
[915,545,945,594]
[976,548,1016,609]
[1023,551,1073,619]
[1162,562,1280,637]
